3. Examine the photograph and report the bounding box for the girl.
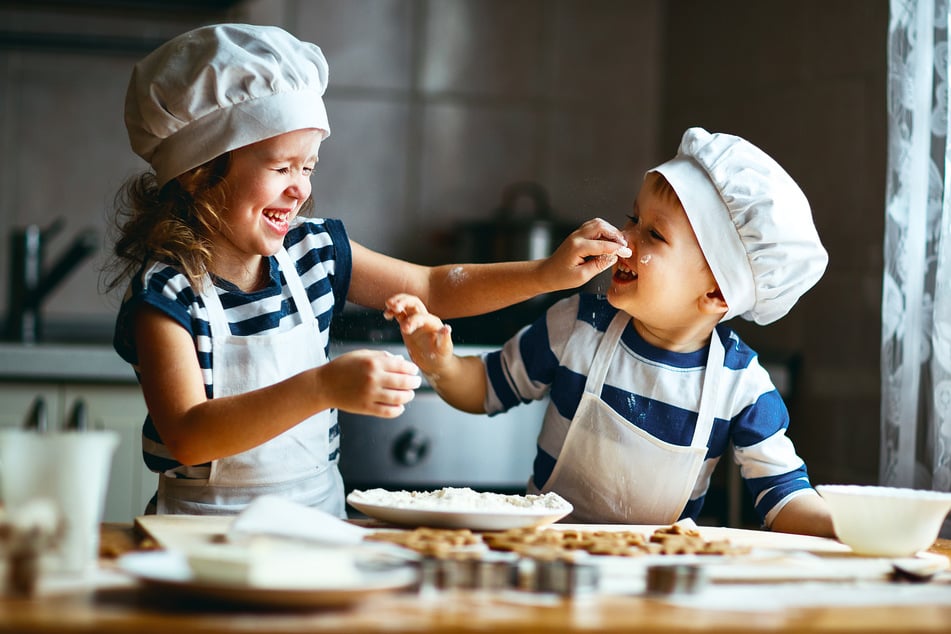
[107,24,629,517]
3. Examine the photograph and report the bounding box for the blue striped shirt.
[114,217,352,479]
[483,293,816,527]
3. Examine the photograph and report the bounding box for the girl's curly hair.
[105,152,316,295]
[105,154,232,294]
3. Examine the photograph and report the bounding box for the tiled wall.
[663,0,888,487]
[0,0,661,333]
[276,0,663,262]
[0,4,225,333]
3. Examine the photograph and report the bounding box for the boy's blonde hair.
[646,171,684,208]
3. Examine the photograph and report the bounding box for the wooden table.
[0,524,949,634]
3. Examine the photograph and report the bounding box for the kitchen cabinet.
[0,384,62,431]
[0,381,154,522]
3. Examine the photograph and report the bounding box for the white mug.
[0,430,119,575]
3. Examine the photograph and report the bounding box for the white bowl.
[816,484,951,557]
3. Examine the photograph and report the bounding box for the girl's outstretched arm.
[348,218,631,316]
[133,305,421,466]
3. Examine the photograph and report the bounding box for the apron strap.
[201,273,230,339]
[274,248,316,324]
[691,330,724,450]
[200,249,317,340]
[582,311,724,451]
[579,309,722,451]
[583,311,630,395]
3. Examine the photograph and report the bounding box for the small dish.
[816,484,951,557]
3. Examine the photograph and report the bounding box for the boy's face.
[607,173,723,342]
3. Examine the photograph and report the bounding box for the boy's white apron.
[156,248,344,517]
[532,311,723,524]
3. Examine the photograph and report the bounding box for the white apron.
[533,311,723,524]
[157,248,344,517]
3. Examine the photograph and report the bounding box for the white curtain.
[883,0,951,537]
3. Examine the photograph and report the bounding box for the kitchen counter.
[0,342,135,383]
[0,341,424,384]
[1,523,949,634]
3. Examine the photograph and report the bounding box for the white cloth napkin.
[228,495,368,546]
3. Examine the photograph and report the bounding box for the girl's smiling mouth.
[263,208,292,233]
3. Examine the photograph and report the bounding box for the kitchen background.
[0,0,886,523]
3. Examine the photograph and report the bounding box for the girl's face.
[607,173,722,344]
[214,128,323,273]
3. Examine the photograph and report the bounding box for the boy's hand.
[384,293,455,377]
[542,218,632,290]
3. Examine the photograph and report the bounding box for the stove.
[331,341,546,495]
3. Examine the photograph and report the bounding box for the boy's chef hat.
[125,23,330,187]
[651,127,827,325]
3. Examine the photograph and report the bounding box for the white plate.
[346,494,572,531]
[117,550,417,610]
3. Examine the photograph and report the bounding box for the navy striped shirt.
[114,217,352,479]
[483,293,816,527]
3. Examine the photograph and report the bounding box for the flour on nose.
[639,254,652,265]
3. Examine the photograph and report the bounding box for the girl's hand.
[383,293,455,377]
[540,218,632,290]
[323,349,421,418]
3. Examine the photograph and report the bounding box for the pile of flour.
[351,487,570,513]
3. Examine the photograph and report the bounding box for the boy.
[386,128,835,536]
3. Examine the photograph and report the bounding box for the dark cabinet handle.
[67,399,88,431]
[23,396,48,432]
[392,428,430,467]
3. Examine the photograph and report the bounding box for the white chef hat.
[125,23,330,187]
[651,127,827,325]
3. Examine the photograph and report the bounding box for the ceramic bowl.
[816,484,951,557]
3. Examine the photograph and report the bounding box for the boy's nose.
[621,225,640,246]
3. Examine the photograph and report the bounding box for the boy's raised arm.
[384,294,489,413]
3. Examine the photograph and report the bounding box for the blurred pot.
[455,182,575,263]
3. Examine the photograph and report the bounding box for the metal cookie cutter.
[420,552,519,591]
[532,558,600,596]
[645,563,707,596]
